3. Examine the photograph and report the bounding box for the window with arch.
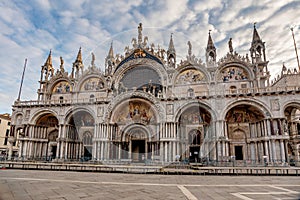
[82,131,93,160]
[188,130,201,145]
[187,88,194,97]
[89,94,95,103]
[83,132,93,145]
[229,86,237,94]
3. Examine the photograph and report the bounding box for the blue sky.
[0,0,300,114]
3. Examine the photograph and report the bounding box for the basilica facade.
[9,23,300,166]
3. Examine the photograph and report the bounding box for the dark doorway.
[235,146,243,160]
[132,140,145,162]
[51,146,57,159]
[84,146,92,161]
[189,146,200,163]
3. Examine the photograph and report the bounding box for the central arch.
[121,124,151,162]
[65,109,95,161]
[175,102,214,162]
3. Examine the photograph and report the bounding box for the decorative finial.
[60,56,64,66]
[254,22,257,28]
[45,49,52,66]
[187,41,192,56]
[209,30,211,35]
[60,56,65,72]
[138,22,143,45]
[91,52,95,66]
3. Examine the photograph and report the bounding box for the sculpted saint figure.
[228,38,233,53]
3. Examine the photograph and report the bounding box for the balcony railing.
[14,85,300,107]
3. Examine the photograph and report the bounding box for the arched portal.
[66,110,95,160]
[24,113,59,160]
[82,131,93,160]
[188,129,203,162]
[178,105,212,162]
[225,105,265,163]
[48,130,58,159]
[122,126,150,162]
[284,104,300,165]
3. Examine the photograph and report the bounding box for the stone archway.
[121,125,151,162]
[188,129,203,162]
[225,104,265,164]
[177,104,212,162]
[284,104,300,166]
[48,130,58,159]
[17,112,59,160]
[65,110,95,160]
[229,129,246,161]
[108,98,160,162]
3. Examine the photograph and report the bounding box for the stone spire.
[42,50,54,79]
[168,33,175,54]
[206,30,216,65]
[167,33,176,67]
[75,47,83,64]
[39,50,54,100]
[252,23,261,44]
[72,47,84,79]
[44,50,52,67]
[249,23,269,87]
[207,30,216,51]
[108,42,114,59]
[105,42,115,76]
[250,23,266,64]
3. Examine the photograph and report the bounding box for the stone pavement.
[0,169,300,200]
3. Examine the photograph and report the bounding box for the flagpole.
[291,27,300,71]
[17,58,27,101]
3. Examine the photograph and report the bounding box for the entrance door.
[235,146,243,160]
[51,146,57,159]
[189,146,200,163]
[84,146,92,161]
[132,140,145,162]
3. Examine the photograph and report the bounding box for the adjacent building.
[8,23,300,166]
[0,113,17,159]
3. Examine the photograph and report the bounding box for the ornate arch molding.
[120,123,153,142]
[221,99,272,120]
[11,111,24,125]
[75,72,107,92]
[215,61,255,82]
[282,101,300,117]
[29,109,59,125]
[113,58,168,87]
[47,77,73,94]
[172,64,211,85]
[64,106,96,125]
[174,100,216,122]
[105,91,165,123]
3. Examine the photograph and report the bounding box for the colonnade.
[217,118,290,164]
[8,117,299,166]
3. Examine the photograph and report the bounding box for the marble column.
[280,140,285,163]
